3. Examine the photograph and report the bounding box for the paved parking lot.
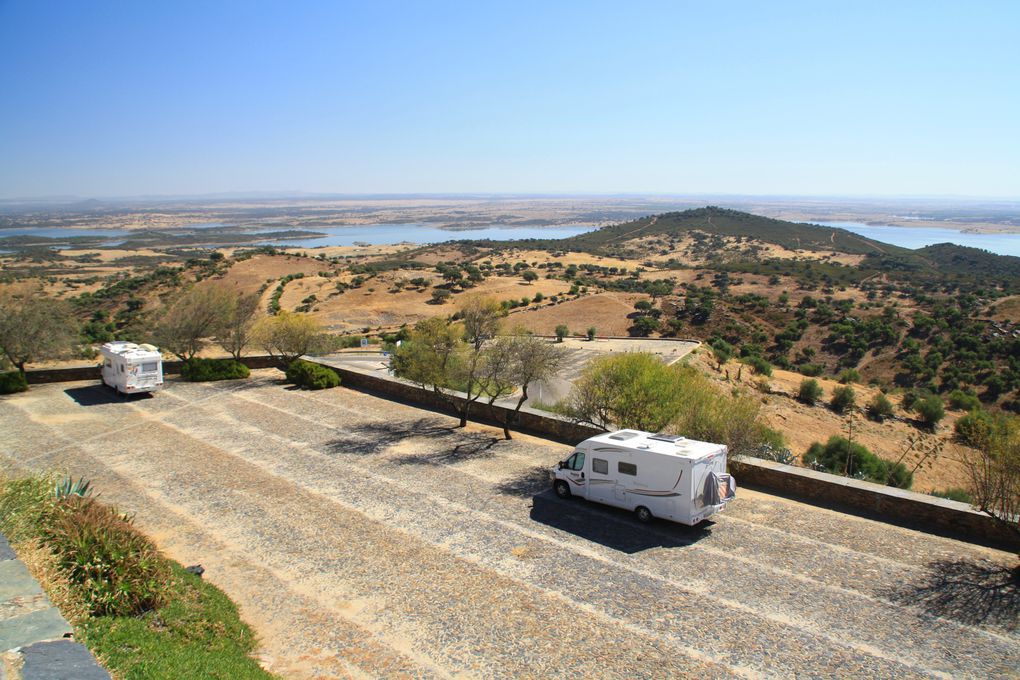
[2,371,1018,679]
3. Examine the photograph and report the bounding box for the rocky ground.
[1,371,1017,679]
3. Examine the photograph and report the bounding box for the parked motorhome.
[100,342,164,395]
[552,430,735,525]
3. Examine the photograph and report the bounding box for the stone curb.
[0,532,110,680]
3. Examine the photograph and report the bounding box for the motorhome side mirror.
[558,461,566,469]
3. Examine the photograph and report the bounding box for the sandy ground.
[1,374,1017,679]
[698,353,977,493]
[510,292,649,336]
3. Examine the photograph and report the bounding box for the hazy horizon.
[2,2,1017,199]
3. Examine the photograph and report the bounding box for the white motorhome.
[99,342,164,395]
[551,430,735,525]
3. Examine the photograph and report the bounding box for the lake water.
[0,227,130,240]
[254,223,597,248]
[5,220,1020,258]
[809,221,1020,257]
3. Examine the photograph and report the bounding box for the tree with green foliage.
[567,352,684,432]
[555,325,569,342]
[480,331,567,439]
[392,299,505,428]
[632,316,659,336]
[214,291,261,360]
[0,288,78,375]
[798,379,823,405]
[152,285,234,361]
[964,414,1020,570]
[521,270,538,283]
[586,327,597,341]
[566,352,781,457]
[955,409,994,448]
[913,393,945,429]
[710,338,733,369]
[253,310,324,367]
[830,385,856,414]
[867,393,895,422]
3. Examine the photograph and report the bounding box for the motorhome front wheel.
[553,480,571,499]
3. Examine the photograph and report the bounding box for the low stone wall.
[731,458,1019,551]
[25,355,281,384]
[317,359,1020,552]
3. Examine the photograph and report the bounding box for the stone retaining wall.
[24,355,281,384]
[318,359,1020,552]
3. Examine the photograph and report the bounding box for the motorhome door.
[563,451,587,494]
[586,455,615,504]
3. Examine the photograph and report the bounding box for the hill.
[556,206,913,256]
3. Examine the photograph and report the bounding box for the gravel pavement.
[1,371,1017,679]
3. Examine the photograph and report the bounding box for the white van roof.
[100,341,162,360]
[585,430,723,459]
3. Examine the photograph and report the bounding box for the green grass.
[0,474,275,680]
[80,563,270,679]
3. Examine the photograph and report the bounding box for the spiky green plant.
[53,476,94,500]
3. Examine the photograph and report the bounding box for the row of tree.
[0,284,325,377]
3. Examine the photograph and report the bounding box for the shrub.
[285,359,340,390]
[830,385,856,414]
[798,379,823,405]
[803,436,912,488]
[867,393,894,422]
[798,363,824,377]
[567,353,784,457]
[913,394,945,428]
[955,409,994,448]
[710,338,733,366]
[900,389,921,411]
[838,368,860,384]
[742,355,772,377]
[0,370,28,394]
[180,358,250,382]
[929,487,974,504]
[586,327,596,341]
[555,325,569,342]
[40,496,170,617]
[948,389,981,412]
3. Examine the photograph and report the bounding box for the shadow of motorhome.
[63,385,153,407]
[530,489,713,554]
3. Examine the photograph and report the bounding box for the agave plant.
[53,476,94,500]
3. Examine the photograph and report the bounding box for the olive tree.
[214,290,261,360]
[151,285,233,361]
[253,310,324,367]
[966,414,1020,573]
[0,288,78,374]
[480,331,566,439]
[392,298,505,428]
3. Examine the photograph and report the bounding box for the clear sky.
[1,1,1017,199]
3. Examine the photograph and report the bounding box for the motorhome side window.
[142,362,158,373]
[592,458,608,474]
[567,452,585,471]
[618,462,637,476]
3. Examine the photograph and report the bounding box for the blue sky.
[1,1,1017,199]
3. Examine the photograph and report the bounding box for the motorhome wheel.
[635,506,653,523]
[553,480,571,499]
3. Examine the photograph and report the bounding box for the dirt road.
[2,372,1017,678]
